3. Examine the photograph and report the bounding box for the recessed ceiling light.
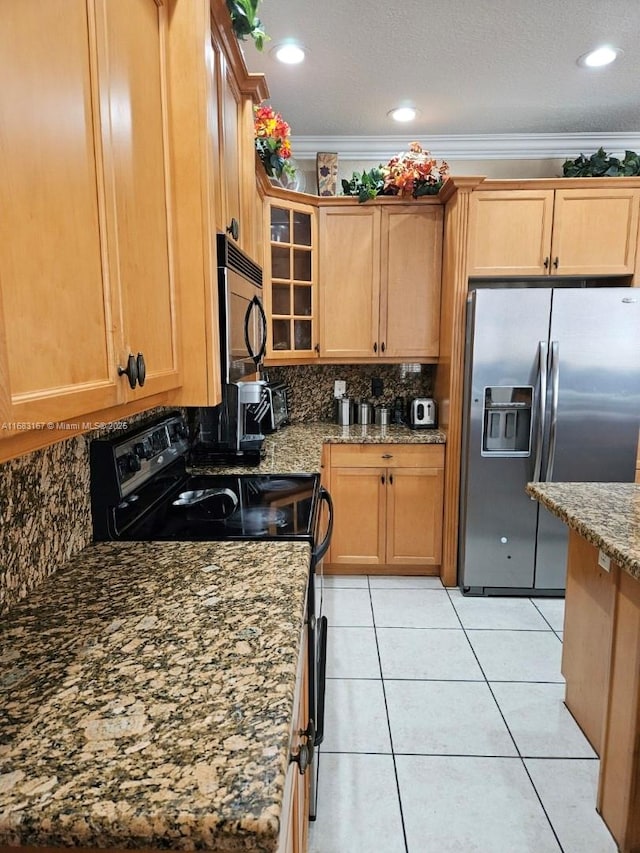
[272,43,306,64]
[388,107,418,122]
[577,46,622,68]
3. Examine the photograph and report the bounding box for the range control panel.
[113,416,189,496]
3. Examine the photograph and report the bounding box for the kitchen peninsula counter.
[190,421,447,476]
[0,539,310,852]
[527,481,640,852]
[526,481,640,580]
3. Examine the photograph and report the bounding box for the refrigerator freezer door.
[460,288,553,591]
[535,287,640,587]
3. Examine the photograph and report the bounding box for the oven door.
[308,486,332,820]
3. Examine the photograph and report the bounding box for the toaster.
[262,382,290,432]
[409,397,437,428]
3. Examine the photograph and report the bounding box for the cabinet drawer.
[330,443,444,468]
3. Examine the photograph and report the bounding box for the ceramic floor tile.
[368,575,444,589]
[555,630,564,642]
[467,629,564,682]
[376,627,483,681]
[321,588,373,627]
[321,678,391,753]
[449,589,551,630]
[308,753,405,853]
[396,755,561,853]
[321,574,368,588]
[371,588,459,628]
[325,626,381,679]
[525,758,617,853]
[491,682,597,757]
[385,679,517,756]
[532,597,566,631]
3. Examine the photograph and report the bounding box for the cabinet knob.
[136,352,146,387]
[226,218,239,241]
[290,742,311,775]
[543,256,550,269]
[373,342,378,354]
[389,473,394,485]
[381,453,393,459]
[381,342,386,353]
[314,343,320,353]
[552,256,559,269]
[381,474,385,484]
[117,354,138,389]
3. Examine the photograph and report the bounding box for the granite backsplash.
[0,408,171,616]
[266,363,435,422]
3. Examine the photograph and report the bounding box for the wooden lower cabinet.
[562,529,640,852]
[279,620,310,853]
[325,444,444,574]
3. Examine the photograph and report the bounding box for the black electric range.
[90,412,328,546]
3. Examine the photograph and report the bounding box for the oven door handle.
[314,615,328,746]
[312,487,333,567]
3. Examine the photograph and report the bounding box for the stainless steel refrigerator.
[459,285,640,595]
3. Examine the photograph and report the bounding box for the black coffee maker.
[196,380,268,464]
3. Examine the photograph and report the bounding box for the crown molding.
[291,132,640,162]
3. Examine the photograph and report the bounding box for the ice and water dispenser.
[481,386,533,456]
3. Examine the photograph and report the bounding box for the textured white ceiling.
[243,0,640,159]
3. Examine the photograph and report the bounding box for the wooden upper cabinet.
[318,202,442,360]
[319,206,380,359]
[96,0,180,400]
[0,0,121,426]
[264,198,318,359]
[467,186,640,277]
[467,190,554,277]
[551,188,639,276]
[381,205,442,358]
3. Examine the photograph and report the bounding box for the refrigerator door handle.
[532,340,548,483]
[544,340,560,481]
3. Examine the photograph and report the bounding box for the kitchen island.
[526,482,640,853]
[0,540,310,852]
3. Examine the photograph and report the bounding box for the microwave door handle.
[544,340,560,481]
[243,296,267,367]
[531,340,548,483]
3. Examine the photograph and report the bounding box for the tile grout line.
[368,575,410,853]
[445,585,566,853]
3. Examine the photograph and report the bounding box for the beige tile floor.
[309,576,617,853]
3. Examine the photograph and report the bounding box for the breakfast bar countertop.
[526,481,640,580]
[0,539,311,852]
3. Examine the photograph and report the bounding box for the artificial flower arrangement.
[254,103,296,181]
[342,142,450,203]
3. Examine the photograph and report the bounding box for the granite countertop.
[0,539,311,851]
[526,482,640,580]
[191,421,447,476]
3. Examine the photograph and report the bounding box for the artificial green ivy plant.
[226,0,269,51]
[341,168,386,203]
[563,147,640,177]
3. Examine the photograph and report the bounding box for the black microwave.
[217,234,266,385]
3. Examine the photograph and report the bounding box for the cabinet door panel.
[319,208,380,358]
[0,0,120,424]
[381,205,443,357]
[467,191,554,277]
[386,467,444,565]
[329,467,386,566]
[551,189,639,275]
[97,0,180,398]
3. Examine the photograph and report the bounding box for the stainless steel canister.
[336,396,353,426]
[358,401,371,425]
[375,406,391,426]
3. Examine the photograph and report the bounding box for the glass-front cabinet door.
[264,198,318,360]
